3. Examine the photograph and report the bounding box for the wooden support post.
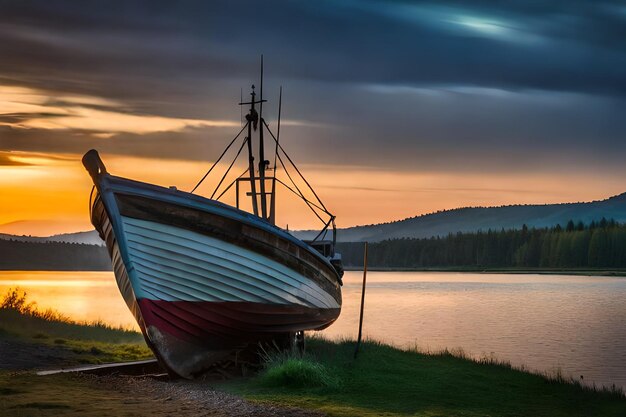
[354,241,368,359]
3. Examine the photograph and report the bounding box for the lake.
[1,270,625,390]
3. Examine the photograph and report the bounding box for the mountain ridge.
[295,192,626,242]
[0,230,103,246]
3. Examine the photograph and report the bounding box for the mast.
[194,60,336,238]
[243,86,259,216]
[239,60,267,218]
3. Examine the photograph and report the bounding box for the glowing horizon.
[2,149,625,237]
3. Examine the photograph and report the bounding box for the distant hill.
[45,230,103,245]
[0,230,103,246]
[295,193,626,242]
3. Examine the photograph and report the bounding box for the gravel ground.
[0,338,324,416]
[90,374,326,417]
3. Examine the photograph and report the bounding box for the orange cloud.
[0,85,239,135]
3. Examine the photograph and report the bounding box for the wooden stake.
[354,241,368,359]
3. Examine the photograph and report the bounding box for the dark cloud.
[0,112,65,124]
[0,1,624,174]
[0,125,236,162]
[1,1,626,99]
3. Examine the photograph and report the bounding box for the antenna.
[259,55,264,124]
[274,86,282,169]
[269,86,282,224]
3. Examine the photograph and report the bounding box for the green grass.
[0,307,145,345]
[0,288,152,364]
[257,347,341,389]
[224,337,626,417]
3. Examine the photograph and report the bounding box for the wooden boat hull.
[89,174,342,378]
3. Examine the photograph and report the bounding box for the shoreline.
[343,266,626,276]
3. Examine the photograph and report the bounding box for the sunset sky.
[1,1,626,235]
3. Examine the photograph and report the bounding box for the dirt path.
[96,375,324,417]
[1,372,324,416]
[0,338,323,416]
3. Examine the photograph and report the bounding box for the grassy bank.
[224,338,626,417]
[2,288,625,416]
[0,288,151,365]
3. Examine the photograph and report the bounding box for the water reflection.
[1,270,624,389]
[0,271,135,329]
[327,272,626,390]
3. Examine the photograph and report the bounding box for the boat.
[82,71,343,378]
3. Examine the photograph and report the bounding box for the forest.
[2,218,626,271]
[337,218,626,269]
[0,239,111,270]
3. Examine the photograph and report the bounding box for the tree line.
[0,239,111,270]
[337,218,626,269]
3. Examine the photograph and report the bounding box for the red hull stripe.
[138,299,340,347]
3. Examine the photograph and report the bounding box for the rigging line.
[262,119,328,212]
[215,168,249,201]
[190,122,248,193]
[331,217,337,248]
[263,118,316,209]
[275,153,327,224]
[311,217,333,242]
[210,137,248,200]
[275,151,332,223]
[273,177,329,215]
[274,142,330,220]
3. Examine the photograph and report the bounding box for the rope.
[210,137,248,200]
[311,217,333,242]
[191,122,248,193]
[215,168,249,201]
[274,177,328,215]
[276,152,327,224]
[263,119,329,212]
